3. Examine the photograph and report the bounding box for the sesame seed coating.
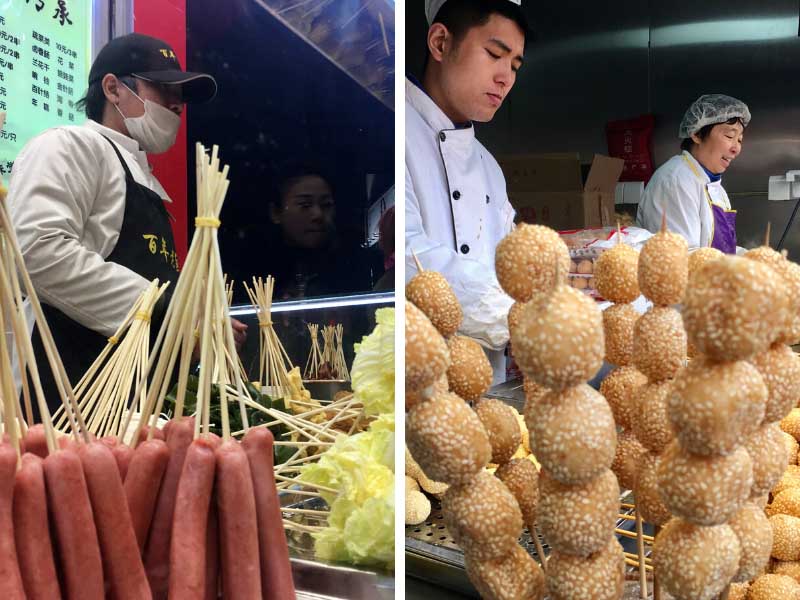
[653,518,741,600]
[657,442,753,526]
[669,358,767,456]
[783,433,799,467]
[631,380,676,453]
[745,247,800,344]
[745,423,790,498]
[748,573,800,599]
[406,270,463,337]
[495,224,570,302]
[418,471,449,496]
[751,344,800,424]
[600,365,648,430]
[406,374,449,411]
[729,501,773,582]
[406,490,432,525]
[773,465,800,497]
[728,582,750,600]
[770,559,800,583]
[526,384,617,485]
[405,475,420,493]
[603,303,639,367]
[632,306,687,382]
[406,302,450,392]
[495,458,540,526]
[770,488,800,519]
[537,468,620,557]
[634,450,672,526]
[611,430,646,491]
[683,256,790,361]
[638,230,688,306]
[513,284,605,392]
[446,336,493,402]
[782,409,800,441]
[508,300,528,334]
[476,399,522,466]
[465,543,546,600]
[770,514,800,561]
[407,392,491,486]
[594,243,641,304]
[442,471,523,561]
[545,536,625,600]
[688,247,724,279]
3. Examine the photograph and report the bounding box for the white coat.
[405,78,515,383]
[637,150,734,250]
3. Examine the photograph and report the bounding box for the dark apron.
[30,135,178,418]
[709,200,737,254]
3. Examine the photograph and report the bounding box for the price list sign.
[0,0,92,178]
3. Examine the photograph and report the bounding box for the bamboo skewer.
[304,324,323,380]
[635,509,648,599]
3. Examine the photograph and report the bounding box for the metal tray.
[405,491,662,599]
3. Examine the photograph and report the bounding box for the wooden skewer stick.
[765,221,772,247]
[660,207,667,233]
[411,249,424,272]
[635,509,648,599]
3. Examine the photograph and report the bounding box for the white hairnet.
[425,0,522,26]
[678,94,751,139]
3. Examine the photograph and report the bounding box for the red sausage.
[205,500,220,600]
[13,453,61,600]
[201,433,221,600]
[0,443,25,600]
[124,439,170,551]
[24,424,48,458]
[43,448,105,600]
[137,425,166,446]
[79,441,151,599]
[243,427,297,599]
[1,431,25,455]
[144,416,194,599]
[216,440,262,599]
[168,439,217,599]
[99,436,134,481]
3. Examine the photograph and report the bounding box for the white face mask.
[115,81,181,154]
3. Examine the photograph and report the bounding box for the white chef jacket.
[405,78,515,383]
[4,120,172,393]
[637,150,733,250]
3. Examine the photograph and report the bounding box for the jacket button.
[439,131,446,142]
[486,195,490,204]
[460,244,470,254]
[452,190,461,200]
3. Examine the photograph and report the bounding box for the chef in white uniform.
[637,94,750,253]
[406,0,527,383]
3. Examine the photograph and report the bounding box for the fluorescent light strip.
[229,291,395,317]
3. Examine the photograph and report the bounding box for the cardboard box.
[499,153,624,230]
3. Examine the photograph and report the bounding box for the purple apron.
[709,201,737,254]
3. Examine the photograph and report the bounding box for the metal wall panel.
[406,0,800,251]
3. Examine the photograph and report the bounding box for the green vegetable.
[351,308,395,416]
[163,374,293,463]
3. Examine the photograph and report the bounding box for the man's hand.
[232,318,248,353]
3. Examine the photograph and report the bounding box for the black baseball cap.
[89,33,217,103]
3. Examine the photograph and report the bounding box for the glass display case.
[230,290,394,397]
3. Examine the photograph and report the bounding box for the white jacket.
[405,78,515,382]
[637,150,732,249]
[6,120,171,338]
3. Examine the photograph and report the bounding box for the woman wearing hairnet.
[637,94,750,253]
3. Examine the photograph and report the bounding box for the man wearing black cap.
[6,33,245,413]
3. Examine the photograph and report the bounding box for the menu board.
[0,0,92,178]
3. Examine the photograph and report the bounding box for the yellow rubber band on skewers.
[258,321,273,328]
[134,312,151,322]
[195,217,221,228]
[108,336,119,345]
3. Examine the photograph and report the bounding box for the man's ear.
[102,73,122,105]
[427,23,451,64]
[690,132,703,146]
